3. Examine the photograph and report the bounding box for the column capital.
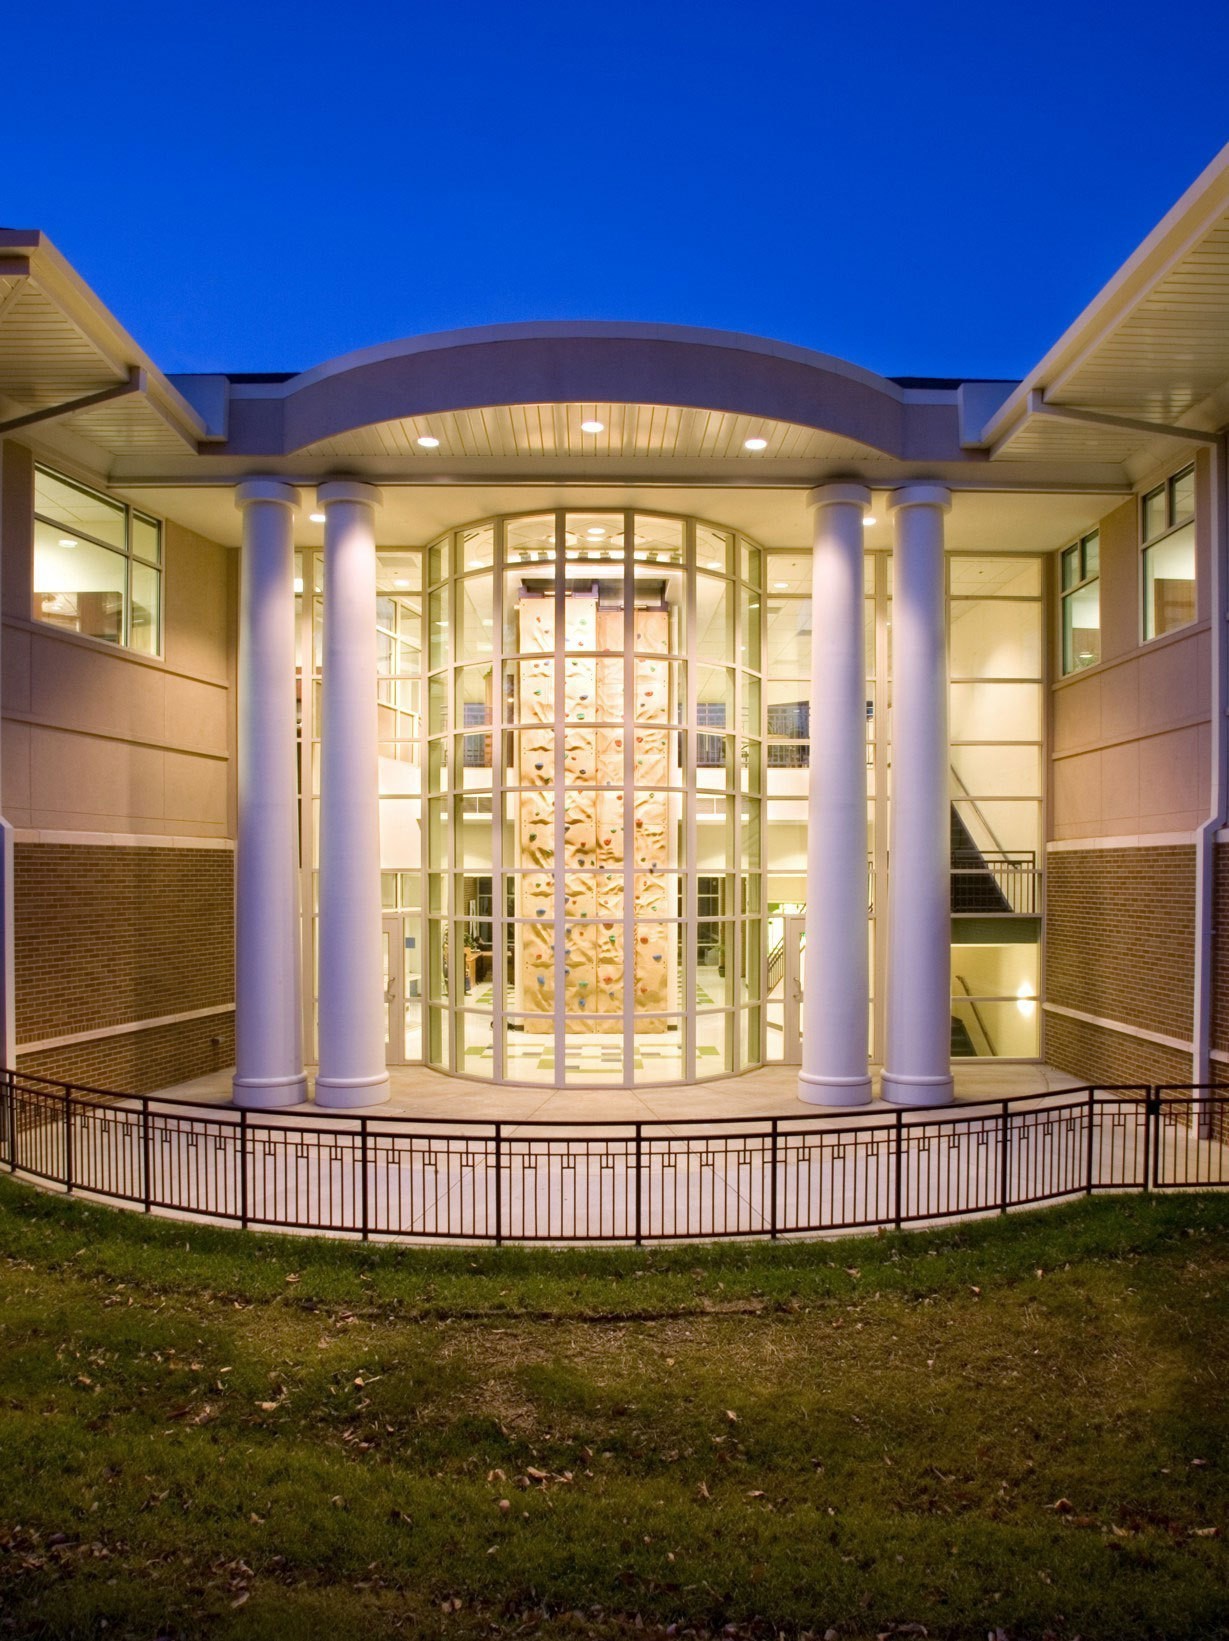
[807,482,872,511]
[235,478,300,511]
[317,479,383,510]
[888,482,952,514]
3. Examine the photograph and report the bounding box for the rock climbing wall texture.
[516,591,672,1031]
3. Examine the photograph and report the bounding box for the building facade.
[1,147,1228,1107]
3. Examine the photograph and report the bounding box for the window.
[1142,464,1196,641]
[1060,529,1100,673]
[33,467,162,654]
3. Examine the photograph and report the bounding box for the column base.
[880,1071,954,1108]
[314,1073,391,1109]
[797,1070,873,1108]
[232,1072,309,1110]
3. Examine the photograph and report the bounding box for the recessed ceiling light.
[293,576,304,594]
[863,515,878,526]
[417,435,441,449]
[394,578,409,588]
[706,560,721,569]
[309,512,325,523]
[586,527,607,539]
[773,581,789,589]
[744,437,768,451]
[580,419,605,434]
[58,538,77,548]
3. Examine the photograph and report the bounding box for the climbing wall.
[516,590,672,1031]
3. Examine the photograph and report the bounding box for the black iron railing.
[0,1070,1224,1245]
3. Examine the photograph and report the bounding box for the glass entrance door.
[383,914,407,1066]
[782,915,806,1065]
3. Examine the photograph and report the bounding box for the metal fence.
[0,1069,1225,1245]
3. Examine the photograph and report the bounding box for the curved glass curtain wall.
[425,512,764,1086]
[295,524,1044,1084]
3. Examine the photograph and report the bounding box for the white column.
[233,480,307,1109]
[798,484,873,1107]
[882,484,954,1107]
[315,481,390,1108]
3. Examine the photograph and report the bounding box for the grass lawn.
[0,1180,1226,1639]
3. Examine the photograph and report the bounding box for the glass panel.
[1144,521,1196,639]
[740,539,762,587]
[633,1020,685,1083]
[1170,466,1195,523]
[697,525,732,576]
[1082,531,1099,579]
[948,557,1041,597]
[696,574,734,664]
[428,585,450,669]
[1063,581,1101,673]
[949,998,1039,1058]
[949,682,1043,743]
[951,797,1041,860]
[507,728,555,784]
[740,586,762,670]
[33,521,125,644]
[458,524,494,571]
[428,534,450,585]
[456,574,495,663]
[765,594,809,678]
[129,561,160,655]
[1142,485,1167,543]
[634,515,684,564]
[1061,544,1079,592]
[503,1018,556,1084]
[456,664,494,734]
[34,469,126,549]
[950,599,1042,679]
[506,513,557,563]
[131,513,161,565]
[950,744,1042,798]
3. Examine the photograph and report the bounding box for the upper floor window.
[33,467,162,656]
[1060,529,1100,674]
[1141,464,1195,641]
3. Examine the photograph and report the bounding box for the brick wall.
[15,843,233,1042]
[13,842,234,1092]
[1044,1011,1191,1090]
[1045,846,1194,1038]
[17,1012,235,1094]
[1212,843,1229,1057]
[1044,844,1195,1086]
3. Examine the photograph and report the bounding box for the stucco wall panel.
[1098,664,1139,745]
[1137,727,1203,829]
[1053,751,1103,829]
[1052,674,1102,754]
[1137,633,1201,733]
[2,720,31,819]
[1,624,30,716]
[163,750,228,828]
[28,631,167,744]
[164,673,229,757]
[162,520,232,687]
[1098,740,1140,825]
[28,727,165,827]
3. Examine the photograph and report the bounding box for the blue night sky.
[6,0,1228,380]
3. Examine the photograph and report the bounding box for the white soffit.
[295,402,881,466]
[984,144,1229,463]
[0,232,206,458]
